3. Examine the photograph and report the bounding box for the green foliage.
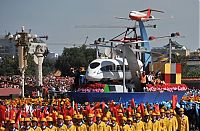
[43,57,56,75]
[0,56,20,75]
[55,45,96,76]
[25,54,36,76]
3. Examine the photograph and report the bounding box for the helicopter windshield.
[90,62,100,69]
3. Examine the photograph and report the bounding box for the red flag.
[0,105,6,122]
[154,104,160,113]
[102,102,106,110]
[68,107,75,117]
[130,98,135,108]
[92,102,100,110]
[9,109,15,120]
[15,109,21,123]
[140,103,145,117]
[172,95,178,109]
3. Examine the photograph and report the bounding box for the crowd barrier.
[66,91,186,103]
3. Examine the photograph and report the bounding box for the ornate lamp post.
[8,26,31,97]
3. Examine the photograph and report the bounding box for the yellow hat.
[156,112,160,116]
[111,117,116,121]
[127,117,133,121]
[144,110,149,116]
[160,109,165,113]
[179,108,184,112]
[102,117,108,121]
[96,114,101,118]
[10,120,15,124]
[152,112,157,116]
[65,116,72,121]
[170,109,174,113]
[40,118,46,122]
[5,118,9,122]
[77,114,83,119]
[19,118,24,122]
[136,113,141,118]
[24,118,31,122]
[165,110,170,114]
[118,109,123,113]
[73,114,77,119]
[32,117,38,122]
[47,117,53,122]
[122,117,127,121]
[58,115,64,119]
[118,113,123,117]
[88,113,94,118]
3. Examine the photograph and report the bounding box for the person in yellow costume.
[40,118,49,131]
[165,110,174,131]
[19,118,25,131]
[57,115,67,131]
[156,112,161,131]
[176,108,189,131]
[65,116,76,131]
[9,120,18,131]
[32,117,42,131]
[110,117,120,131]
[96,114,106,131]
[119,116,130,131]
[160,109,167,131]
[76,114,87,131]
[133,113,144,131]
[0,124,5,131]
[102,117,111,131]
[86,113,97,131]
[151,112,160,131]
[127,117,135,131]
[24,118,34,131]
[170,109,178,131]
[46,117,57,131]
[143,111,152,131]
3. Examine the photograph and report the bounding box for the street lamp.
[8,26,34,98]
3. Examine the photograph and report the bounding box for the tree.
[55,45,96,76]
[0,56,19,75]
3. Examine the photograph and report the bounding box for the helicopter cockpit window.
[90,62,100,69]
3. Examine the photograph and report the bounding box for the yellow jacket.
[25,127,35,131]
[120,124,130,131]
[166,118,173,131]
[33,126,42,131]
[48,125,57,131]
[133,121,145,131]
[176,115,189,131]
[40,126,50,131]
[111,123,120,131]
[144,120,152,131]
[96,121,106,131]
[160,117,167,131]
[171,116,178,131]
[66,124,76,131]
[86,122,97,131]
[0,127,5,131]
[57,124,67,131]
[105,124,111,131]
[128,125,135,131]
[152,120,160,131]
[76,123,87,131]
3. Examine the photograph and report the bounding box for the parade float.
[67,8,187,103]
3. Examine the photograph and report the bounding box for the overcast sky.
[0,0,199,54]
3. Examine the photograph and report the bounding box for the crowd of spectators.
[0,75,75,94]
